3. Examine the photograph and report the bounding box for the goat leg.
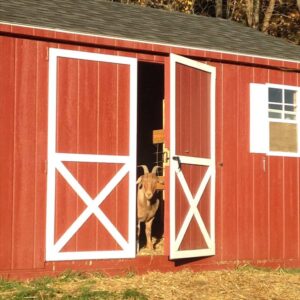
[145,217,154,249]
[145,199,159,250]
[137,221,141,251]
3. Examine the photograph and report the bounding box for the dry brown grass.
[78,267,300,300]
[1,265,299,299]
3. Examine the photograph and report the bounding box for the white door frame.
[169,54,216,259]
[46,48,137,261]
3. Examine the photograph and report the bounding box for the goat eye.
[138,183,143,189]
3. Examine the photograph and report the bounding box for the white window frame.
[250,83,300,157]
[267,85,298,121]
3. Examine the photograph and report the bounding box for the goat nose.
[145,191,153,199]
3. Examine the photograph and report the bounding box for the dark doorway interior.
[137,62,165,252]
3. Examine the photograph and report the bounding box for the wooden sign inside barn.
[0,0,300,279]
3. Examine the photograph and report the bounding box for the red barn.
[0,0,300,279]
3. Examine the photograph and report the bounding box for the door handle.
[173,156,182,171]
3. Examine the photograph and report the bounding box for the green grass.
[0,272,149,300]
[0,278,21,291]
[122,289,148,300]
[279,268,300,274]
[62,288,118,299]
[5,277,59,300]
[236,264,300,274]
[1,267,299,299]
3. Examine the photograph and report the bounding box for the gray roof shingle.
[0,0,299,62]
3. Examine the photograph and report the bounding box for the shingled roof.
[0,0,299,62]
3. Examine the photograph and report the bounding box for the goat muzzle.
[145,191,153,199]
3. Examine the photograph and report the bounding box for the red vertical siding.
[213,61,224,262]
[236,65,254,260]
[220,63,238,261]
[96,52,119,251]
[173,61,213,251]
[269,155,284,260]
[283,157,299,259]
[175,64,191,250]
[0,36,15,270]
[0,27,300,278]
[282,66,299,260]
[115,63,131,243]
[0,37,51,271]
[12,39,38,269]
[34,41,50,268]
[268,68,285,260]
[96,57,129,250]
[76,56,99,251]
[54,50,132,252]
[218,61,300,264]
[194,68,211,249]
[55,53,80,252]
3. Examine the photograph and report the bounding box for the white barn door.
[46,48,137,261]
[168,54,216,259]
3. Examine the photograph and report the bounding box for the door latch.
[173,156,182,171]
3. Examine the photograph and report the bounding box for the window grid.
[268,87,298,122]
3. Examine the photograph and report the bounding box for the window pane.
[284,90,297,104]
[269,88,282,103]
[269,111,281,118]
[269,103,282,110]
[284,113,296,120]
[285,104,296,112]
[269,122,297,152]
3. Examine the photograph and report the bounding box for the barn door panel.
[168,54,216,259]
[46,48,137,261]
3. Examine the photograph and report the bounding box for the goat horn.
[137,165,149,174]
[151,165,161,174]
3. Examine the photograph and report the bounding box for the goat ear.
[136,176,142,184]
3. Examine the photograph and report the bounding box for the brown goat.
[136,165,162,250]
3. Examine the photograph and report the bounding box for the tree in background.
[113,0,300,44]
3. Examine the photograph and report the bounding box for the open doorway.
[136,62,165,255]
